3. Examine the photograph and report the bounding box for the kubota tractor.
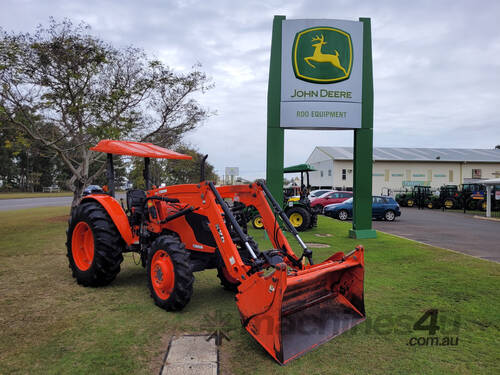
[67,140,366,364]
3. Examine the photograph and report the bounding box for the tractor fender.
[81,194,135,246]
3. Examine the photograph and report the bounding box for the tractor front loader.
[67,140,366,364]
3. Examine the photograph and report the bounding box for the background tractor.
[396,185,439,208]
[438,184,460,209]
[248,164,318,232]
[66,140,366,364]
[438,183,489,211]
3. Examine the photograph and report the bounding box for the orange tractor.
[67,140,366,364]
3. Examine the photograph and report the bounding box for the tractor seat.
[126,189,146,217]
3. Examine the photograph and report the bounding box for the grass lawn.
[0,192,73,199]
[0,207,498,374]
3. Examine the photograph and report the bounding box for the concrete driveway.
[372,208,500,263]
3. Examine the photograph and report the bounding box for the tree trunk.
[72,183,85,208]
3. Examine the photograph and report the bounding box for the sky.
[1,0,499,180]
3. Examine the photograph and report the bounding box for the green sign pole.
[266,15,286,208]
[349,17,377,239]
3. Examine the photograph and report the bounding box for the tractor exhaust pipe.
[200,154,208,182]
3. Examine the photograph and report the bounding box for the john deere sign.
[280,19,363,129]
[266,16,376,239]
[292,27,353,83]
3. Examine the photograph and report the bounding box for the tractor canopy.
[90,139,192,160]
[90,139,192,195]
[283,164,316,173]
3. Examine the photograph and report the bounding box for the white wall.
[307,158,500,195]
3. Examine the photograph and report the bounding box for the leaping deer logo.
[304,34,347,75]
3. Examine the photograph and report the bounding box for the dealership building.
[306,147,500,195]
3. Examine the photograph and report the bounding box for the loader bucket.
[236,246,365,365]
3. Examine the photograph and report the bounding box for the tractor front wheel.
[217,265,240,292]
[251,215,264,229]
[147,235,194,311]
[286,206,311,231]
[66,201,124,287]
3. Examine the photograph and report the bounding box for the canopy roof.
[90,140,192,160]
[283,164,317,173]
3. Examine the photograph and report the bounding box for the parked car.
[324,196,401,221]
[311,191,353,210]
[308,189,334,200]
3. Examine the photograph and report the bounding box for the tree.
[0,19,212,206]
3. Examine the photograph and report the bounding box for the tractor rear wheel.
[443,198,455,209]
[147,235,194,311]
[466,199,477,211]
[286,206,311,231]
[66,201,124,287]
[479,200,487,211]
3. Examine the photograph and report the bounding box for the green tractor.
[396,185,438,208]
[439,183,488,211]
[249,164,318,232]
[439,185,460,209]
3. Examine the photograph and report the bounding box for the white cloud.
[1,0,499,179]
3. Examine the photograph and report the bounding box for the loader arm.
[148,182,256,282]
[147,181,366,365]
[217,183,301,265]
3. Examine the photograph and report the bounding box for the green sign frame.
[266,16,376,239]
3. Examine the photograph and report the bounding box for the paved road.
[372,208,500,262]
[0,194,126,211]
[3,198,499,262]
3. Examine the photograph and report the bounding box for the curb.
[473,215,500,222]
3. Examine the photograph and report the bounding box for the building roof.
[315,147,500,163]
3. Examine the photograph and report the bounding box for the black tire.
[66,201,124,287]
[479,200,487,211]
[147,235,194,311]
[384,210,396,221]
[466,199,477,211]
[217,266,240,292]
[309,212,318,228]
[443,198,455,209]
[251,214,264,230]
[286,206,311,231]
[406,198,415,207]
[337,209,349,221]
